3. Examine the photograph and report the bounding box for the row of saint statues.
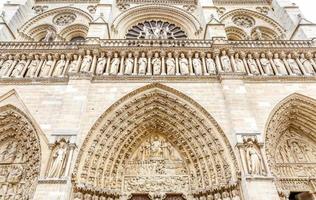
[0,50,316,78]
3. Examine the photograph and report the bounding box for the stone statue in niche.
[80,50,92,73]
[287,54,302,75]
[152,52,161,75]
[43,28,56,42]
[206,53,216,74]
[138,52,147,75]
[220,50,232,72]
[179,53,189,75]
[246,141,264,176]
[124,53,134,75]
[47,139,68,178]
[253,28,263,40]
[53,54,66,77]
[11,55,27,78]
[300,53,315,75]
[40,54,54,77]
[234,53,245,73]
[26,54,40,78]
[166,52,176,75]
[96,52,107,75]
[110,53,120,75]
[231,189,240,200]
[260,53,274,75]
[273,53,288,75]
[0,55,14,77]
[247,54,260,75]
[192,53,202,75]
[68,55,79,73]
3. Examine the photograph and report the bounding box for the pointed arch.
[264,93,316,195]
[73,83,240,198]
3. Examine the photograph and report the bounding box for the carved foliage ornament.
[53,13,77,26]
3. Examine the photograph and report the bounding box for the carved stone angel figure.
[166,52,176,75]
[192,53,202,75]
[221,50,232,72]
[40,54,54,77]
[68,55,79,73]
[179,53,189,75]
[11,55,27,78]
[152,52,161,75]
[260,53,273,75]
[287,54,302,75]
[0,55,14,77]
[206,53,216,74]
[247,54,260,75]
[96,52,107,75]
[300,53,315,75]
[26,54,40,78]
[246,141,264,176]
[110,53,120,75]
[53,54,66,77]
[234,53,245,73]
[48,140,68,178]
[80,50,92,73]
[124,53,134,75]
[273,53,288,75]
[138,52,147,75]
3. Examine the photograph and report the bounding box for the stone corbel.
[200,52,209,75]
[118,51,126,76]
[240,51,251,75]
[267,51,278,75]
[161,51,166,76]
[187,51,194,75]
[105,51,113,75]
[90,49,99,75]
[146,51,153,75]
[228,49,237,72]
[174,51,180,76]
[280,51,293,75]
[253,52,264,75]
[133,51,139,76]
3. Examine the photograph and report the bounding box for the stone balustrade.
[0,39,316,82]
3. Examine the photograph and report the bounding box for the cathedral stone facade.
[0,0,316,199]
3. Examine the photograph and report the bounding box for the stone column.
[253,52,264,75]
[214,49,222,73]
[105,52,112,75]
[174,51,180,76]
[146,51,152,75]
[63,54,71,76]
[228,49,237,72]
[267,51,278,75]
[133,51,139,75]
[161,51,166,76]
[90,50,99,75]
[48,54,58,77]
[201,52,209,75]
[118,51,126,76]
[240,51,251,75]
[281,51,293,75]
[188,51,194,75]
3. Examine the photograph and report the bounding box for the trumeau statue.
[124,53,134,75]
[234,53,245,73]
[179,53,189,75]
[300,53,315,75]
[11,55,27,78]
[247,54,260,75]
[0,55,14,77]
[287,54,302,75]
[246,141,264,176]
[220,50,232,72]
[47,140,68,178]
[138,52,147,75]
[80,50,92,73]
[273,53,288,75]
[260,53,274,75]
[26,54,40,78]
[192,53,202,75]
[152,52,161,75]
[68,54,79,73]
[110,53,120,75]
[53,54,66,77]
[96,52,106,75]
[166,52,176,75]
[40,54,54,77]
[206,53,216,74]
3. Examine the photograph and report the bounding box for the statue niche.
[123,134,189,194]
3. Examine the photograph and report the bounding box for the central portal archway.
[72,83,240,200]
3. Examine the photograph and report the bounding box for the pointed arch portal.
[73,83,240,199]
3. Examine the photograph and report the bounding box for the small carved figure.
[246,141,264,176]
[231,189,240,200]
[68,55,79,73]
[53,54,66,77]
[80,50,92,73]
[253,28,263,40]
[247,54,260,75]
[273,53,288,75]
[179,53,189,75]
[110,53,120,75]
[300,53,315,75]
[287,54,301,75]
[124,53,134,75]
[166,52,176,75]
[260,53,274,75]
[11,55,27,78]
[192,53,202,75]
[234,53,245,72]
[138,52,147,75]
[222,191,231,200]
[214,193,221,200]
[96,52,107,75]
[206,53,216,74]
[43,28,56,42]
[48,140,68,178]
[152,52,161,75]
[26,54,40,77]
[7,166,23,194]
[221,50,232,72]
[0,55,14,77]
[40,55,54,77]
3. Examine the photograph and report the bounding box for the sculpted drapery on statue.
[47,139,69,178]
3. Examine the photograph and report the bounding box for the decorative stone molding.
[53,13,77,26]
